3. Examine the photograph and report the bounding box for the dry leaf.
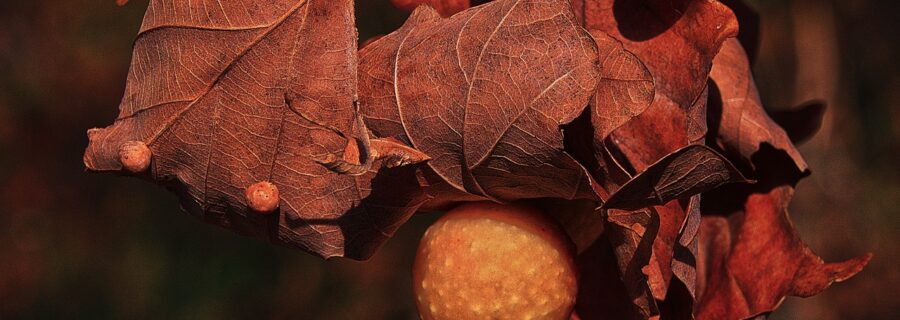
[696,178,872,319]
[570,1,739,316]
[359,0,600,203]
[605,207,660,319]
[588,31,653,142]
[604,145,747,210]
[82,1,870,317]
[708,38,809,179]
[720,0,760,64]
[697,36,870,320]
[83,0,427,259]
[575,0,738,170]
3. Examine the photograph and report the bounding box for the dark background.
[0,0,896,318]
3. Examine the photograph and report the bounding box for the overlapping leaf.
[575,0,738,169]
[83,1,871,318]
[569,0,740,315]
[604,145,747,210]
[83,0,427,259]
[359,0,600,202]
[697,36,871,320]
[697,181,871,319]
[587,31,653,143]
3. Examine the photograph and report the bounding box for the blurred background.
[0,0,896,318]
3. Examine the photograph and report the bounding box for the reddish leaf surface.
[592,144,745,307]
[570,1,739,315]
[569,30,653,196]
[698,36,870,320]
[588,31,653,142]
[359,0,600,202]
[575,0,738,170]
[668,195,702,299]
[83,0,428,259]
[697,182,871,319]
[604,196,702,317]
[81,1,871,317]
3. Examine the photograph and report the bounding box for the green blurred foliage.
[0,0,896,319]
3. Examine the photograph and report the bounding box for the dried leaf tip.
[245,181,279,213]
[118,141,151,173]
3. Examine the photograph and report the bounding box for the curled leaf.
[708,39,809,179]
[697,182,872,319]
[571,31,653,194]
[606,195,703,311]
[570,1,739,317]
[359,0,600,202]
[697,22,868,320]
[606,207,660,319]
[604,144,748,210]
[322,131,431,175]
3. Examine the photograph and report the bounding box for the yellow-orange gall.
[118,141,151,173]
[245,181,279,213]
[413,202,578,320]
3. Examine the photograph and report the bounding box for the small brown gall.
[413,202,578,320]
[118,141,151,173]
[245,181,279,213]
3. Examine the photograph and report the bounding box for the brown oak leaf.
[359,0,600,203]
[594,145,746,307]
[588,31,654,143]
[697,35,871,320]
[605,206,660,318]
[697,177,872,319]
[576,0,739,169]
[83,0,429,259]
[603,145,748,211]
[570,0,740,315]
[562,31,653,197]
